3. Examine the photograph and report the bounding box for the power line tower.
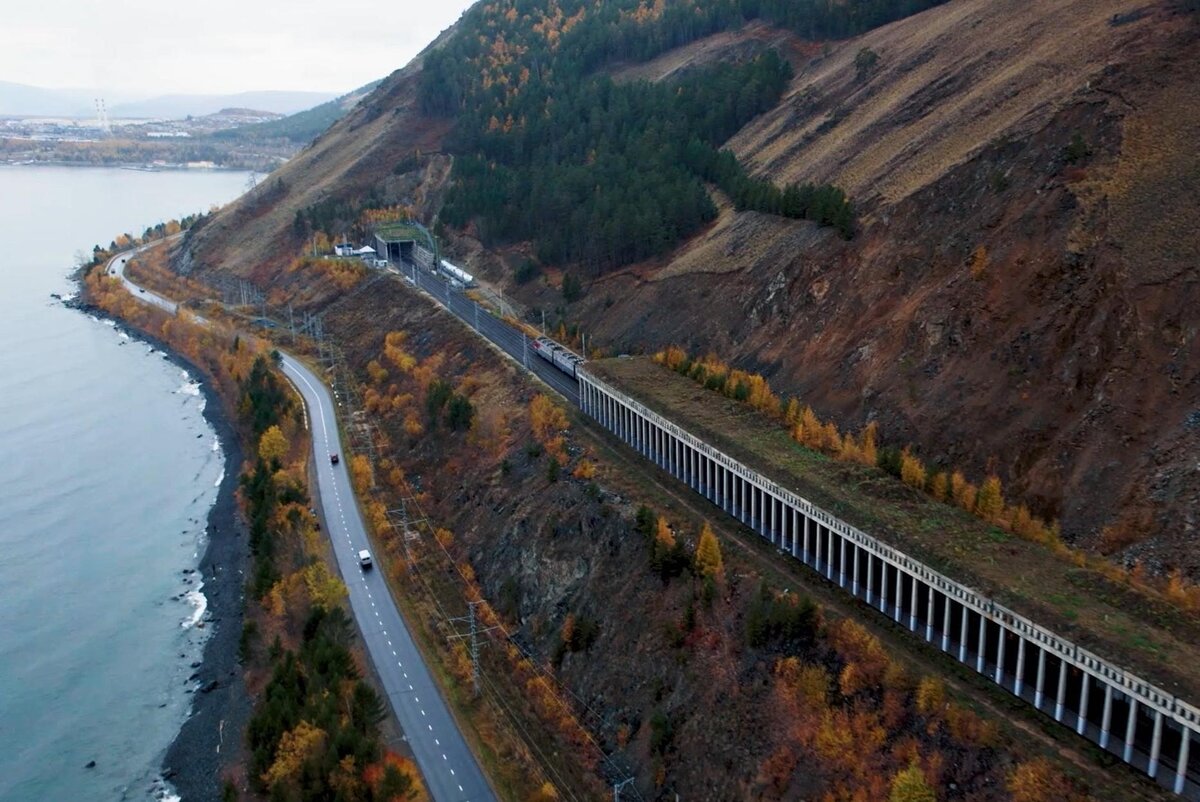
[449,601,499,698]
[613,777,635,801]
[386,500,426,567]
[94,98,111,136]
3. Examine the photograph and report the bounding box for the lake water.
[0,166,250,801]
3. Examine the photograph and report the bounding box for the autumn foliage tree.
[694,522,723,579]
[258,424,289,466]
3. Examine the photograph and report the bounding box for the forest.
[419,0,946,273]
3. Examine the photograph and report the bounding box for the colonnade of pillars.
[578,375,1199,798]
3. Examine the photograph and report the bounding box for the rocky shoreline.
[69,294,251,801]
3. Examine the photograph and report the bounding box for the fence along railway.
[573,362,1199,799]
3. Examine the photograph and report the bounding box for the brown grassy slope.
[728,0,1162,206]
[560,4,1200,574]
[180,60,450,283]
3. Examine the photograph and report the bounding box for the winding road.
[110,251,495,802]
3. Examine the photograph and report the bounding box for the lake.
[0,165,249,801]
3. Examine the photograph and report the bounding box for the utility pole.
[541,309,546,335]
[613,777,634,801]
[449,601,499,699]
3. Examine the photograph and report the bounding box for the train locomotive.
[531,336,584,379]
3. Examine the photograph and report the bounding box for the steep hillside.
[560,0,1200,570]
[182,0,1200,579]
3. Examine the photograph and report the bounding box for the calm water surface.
[0,165,249,801]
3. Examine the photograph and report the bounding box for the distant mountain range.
[0,81,337,119]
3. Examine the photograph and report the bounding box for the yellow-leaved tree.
[694,522,723,579]
[263,720,327,787]
[976,475,1004,522]
[889,760,936,802]
[258,424,288,465]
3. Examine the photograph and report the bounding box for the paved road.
[112,250,494,802]
[108,249,178,315]
[392,261,581,405]
[280,356,494,802]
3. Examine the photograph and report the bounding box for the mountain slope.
[183,0,1200,576]
[213,80,382,145]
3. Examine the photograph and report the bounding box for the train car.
[532,336,583,379]
[439,259,475,287]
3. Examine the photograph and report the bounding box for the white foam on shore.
[176,381,201,397]
[150,775,181,802]
[181,582,206,629]
[210,436,221,453]
[197,396,206,414]
[213,468,224,488]
[118,330,130,341]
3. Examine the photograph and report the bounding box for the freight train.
[532,336,584,379]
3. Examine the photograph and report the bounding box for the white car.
[358,549,372,569]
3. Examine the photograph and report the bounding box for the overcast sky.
[3,0,478,96]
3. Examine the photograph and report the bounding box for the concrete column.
[804,518,811,565]
[925,587,935,641]
[839,535,848,588]
[976,616,987,672]
[852,543,860,595]
[1175,726,1190,795]
[1014,636,1026,696]
[1148,710,1163,778]
[827,527,836,581]
[959,610,970,663]
[1034,648,1046,709]
[894,568,903,623]
[791,509,800,558]
[751,485,758,531]
[769,494,777,544]
[942,596,951,651]
[741,477,748,523]
[1054,660,1067,722]
[909,572,919,631]
[994,627,1006,685]
[866,552,874,603]
[880,562,889,614]
[1076,673,1091,736]
[1124,698,1138,763]
[1100,683,1114,749]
